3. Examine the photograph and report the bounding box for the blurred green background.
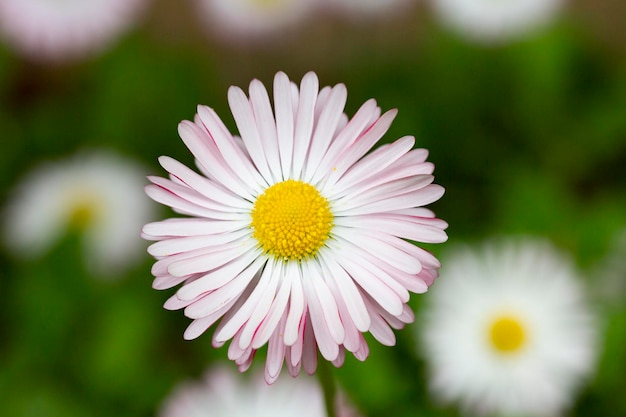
[1,1,625,416]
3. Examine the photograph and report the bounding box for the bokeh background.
[1,1,625,416]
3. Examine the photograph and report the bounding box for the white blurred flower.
[158,365,360,417]
[429,0,564,44]
[419,237,598,417]
[193,0,318,43]
[0,0,147,62]
[4,149,155,276]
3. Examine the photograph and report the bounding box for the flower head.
[142,71,447,383]
[193,0,318,43]
[429,0,564,44]
[0,0,147,62]
[419,238,597,416]
[4,149,155,276]
[158,365,360,417]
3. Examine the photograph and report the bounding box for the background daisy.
[419,237,598,416]
[192,0,318,44]
[3,149,155,276]
[429,0,565,44]
[0,0,147,62]
[142,71,447,383]
[158,365,360,417]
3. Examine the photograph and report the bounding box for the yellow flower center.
[65,190,103,232]
[251,180,333,261]
[489,316,526,353]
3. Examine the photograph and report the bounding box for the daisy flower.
[158,365,360,417]
[192,0,318,43]
[429,0,564,44]
[419,237,598,417]
[4,149,155,276]
[142,71,447,383]
[0,0,147,62]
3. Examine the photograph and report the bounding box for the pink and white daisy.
[0,0,147,62]
[142,71,448,383]
[419,238,598,416]
[192,0,318,43]
[158,365,360,417]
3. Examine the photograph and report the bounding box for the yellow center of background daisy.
[251,180,333,261]
[489,316,526,353]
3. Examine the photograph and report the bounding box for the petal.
[291,71,319,180]
[183,258,265,319]
[283,261,305,346]
[303,84,347,183]
[273,71,295,181]
[158,155,253,210]
[147,229,250,257]
[318,253,371,332]
[177,252,265,301]
[168,240,257,277]
[252,270,292,349]
[330,135,415,197]
[195,106,267,193]
[178,121,255,199]
[305,260,345,345]
[312,98,379,187]
[142,218,249,238]
[228,85,274,183]
[249,79,282,183]
[302,267,340,361]
[322,108,397,190]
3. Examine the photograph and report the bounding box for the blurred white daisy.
[142,71,447,383]
[193,0,318,43]
[419,237,597,417]
[429,0,564,44]
[0,0,147,62]
[4,149,155,276]
[158,365,360,417]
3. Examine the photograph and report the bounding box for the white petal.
[305,260,345,345]
[291,71,318,179]
[159,155,253,209]
[252,271,292,349]
[168,240,256,277]
[283,262,305,346]
[322,108,397,190]
[330,135,415,197]
[318,253,371,332]
[312,98,379,187]
[195,106,267,193]
[142,218,249,238]
[273,71,295,180]
[147,229,250,257]
[228,85,274,182]
[249,79,282,183]
[302,267,340,361]
[177,252,265,301]
[303,84,347,183]
[178,121,255,199]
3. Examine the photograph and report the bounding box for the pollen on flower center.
[489,316,526,353]
[251,180,333,261]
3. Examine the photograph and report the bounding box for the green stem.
[317,358,337,417]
